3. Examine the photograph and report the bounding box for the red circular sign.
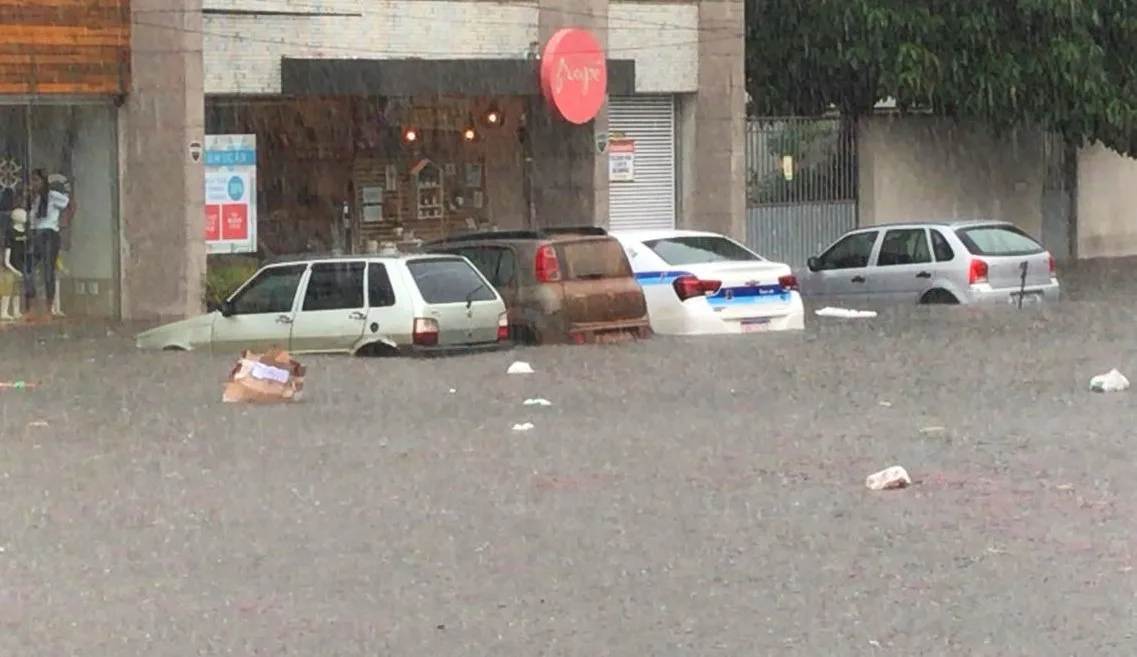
[540,28,608,125]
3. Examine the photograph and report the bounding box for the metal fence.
[747,203,856,268]
[745,116,858,265]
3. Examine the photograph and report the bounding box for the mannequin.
[2,208,27,321]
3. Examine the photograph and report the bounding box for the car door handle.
[851,276,866,283]
[349,311,366,320]
[276,315,293,324]
[916,271,932,279]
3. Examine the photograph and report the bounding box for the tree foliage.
[745,0,1137,155]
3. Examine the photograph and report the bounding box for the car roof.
[608,229,734,241]
[423,227,610,247]
[264,252,459,266]
[850,219,1014,231]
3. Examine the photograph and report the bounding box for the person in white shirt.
[25,169,69,317]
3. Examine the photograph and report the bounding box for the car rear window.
[407,258,497,304]
[558,239,633,280]
[954,225,1044,256]
[642,235,763,265]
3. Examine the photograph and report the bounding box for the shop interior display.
[208,97,503,253]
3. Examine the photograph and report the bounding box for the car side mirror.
[806,256,821,272]
[219,300,236,317]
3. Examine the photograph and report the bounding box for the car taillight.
[778,274,798,291]
[412,317,439,346]
[534,245,561,282]
[1048,253,1056,276]
[968,258,989,285]
[672,275,722,301]
[497,312,509,341]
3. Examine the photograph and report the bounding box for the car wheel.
[920,289,959,305]
[355,342,398,357]
[509,325,538,345]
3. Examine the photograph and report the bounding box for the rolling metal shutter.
[607,95,676,231]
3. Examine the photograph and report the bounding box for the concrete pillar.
[681,0,745,240]
[120,0,205,319]
[531,0,608,229]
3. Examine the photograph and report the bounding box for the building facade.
[107,0,744,320]
[0,0,127,318]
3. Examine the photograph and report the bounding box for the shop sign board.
[540,28,608,125]
[608,138,635,182]
[204,134,257,254]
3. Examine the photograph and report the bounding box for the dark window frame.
[367,262,397,308]
[817,231,878,270]
[301,261,366,312]
[930,229,955,262]
[228,264,307,315]
[875,228,932,267]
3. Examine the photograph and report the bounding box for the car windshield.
[955,225,1044,257]
[407,257,497,304]
[642,235,763,265]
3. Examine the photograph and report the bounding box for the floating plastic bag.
[865,465,912,491]
[815,307,878,319]
[507,361,535,375]
[1089,369,1129,393]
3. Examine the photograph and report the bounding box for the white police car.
[609,229,805,335]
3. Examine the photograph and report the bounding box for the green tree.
[745,0,1137,155]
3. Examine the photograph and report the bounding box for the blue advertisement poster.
[204,134,257,254]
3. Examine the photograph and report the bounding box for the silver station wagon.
[797,220,1060,306]
[136,253,511,355]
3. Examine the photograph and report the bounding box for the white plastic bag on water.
[865,465,912,491]
[1089,369,1129,393]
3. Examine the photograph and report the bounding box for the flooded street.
[0,261,1134,655]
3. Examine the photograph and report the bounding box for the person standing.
[25,169,69,319]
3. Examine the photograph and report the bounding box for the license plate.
[1009,292,1042,305]
[741,319,771,333]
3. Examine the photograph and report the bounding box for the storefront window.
[205,96,526,259]
[0,102,119,319]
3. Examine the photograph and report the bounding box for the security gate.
[607,95,677,231]
[745,116,858,267]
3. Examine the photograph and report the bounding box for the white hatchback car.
[136,253,511,356]
[610,229,805,335]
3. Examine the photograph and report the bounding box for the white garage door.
[607,95,676,231]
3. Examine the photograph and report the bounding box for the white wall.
[202,0,700,95]
[858,116,1045,239]
[1076,144,1137,259]
[203,1,540,94]
[609,2,698,93]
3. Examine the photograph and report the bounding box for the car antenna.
[1017,261,1028,309]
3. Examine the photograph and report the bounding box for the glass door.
[0,106,28,218]
[0,101,120,319]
